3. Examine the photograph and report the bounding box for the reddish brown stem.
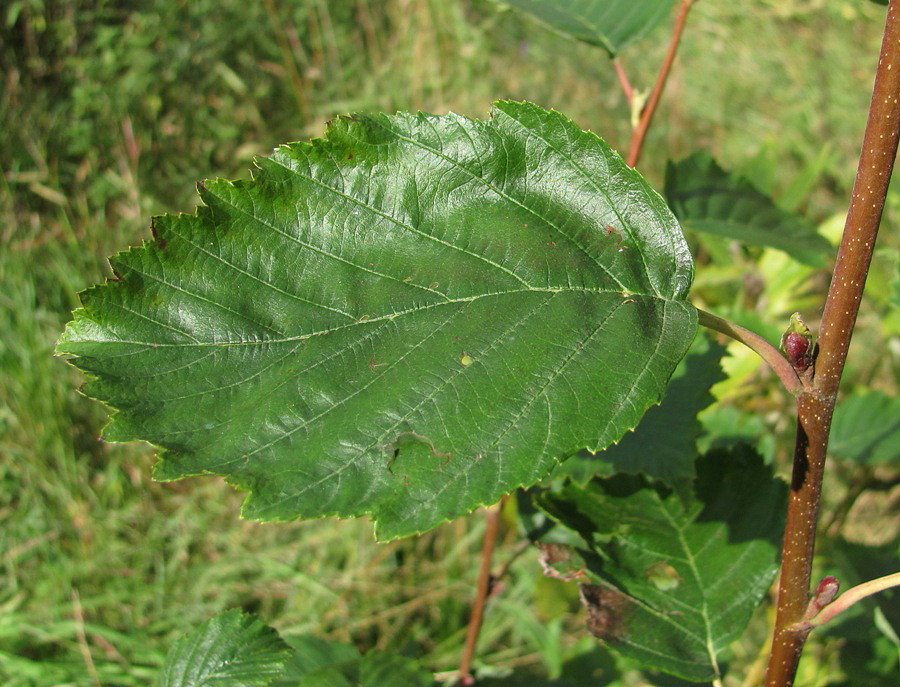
[625,0,694,168]
[614,59,634,106]
[764,3,900,685]
[457,496,508,684]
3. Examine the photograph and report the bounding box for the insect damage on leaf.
[644,561,682,591]
[386,432,451,474]
[579,583,632,641]
[537,542,586,581]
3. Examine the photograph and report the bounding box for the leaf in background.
[829,391,900,465]
[665,152,833,266]
[698,404,778,463]
[536,446,787,681]
[58,101,696,540]
[276,636,433,687]
[890,256,900,309]
[492,0,677,57]
[823,539,900,687]
[473,646,622,686]
[556,332,727,489]
[156,610,290,687]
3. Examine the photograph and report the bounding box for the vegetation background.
[1,1,897,685]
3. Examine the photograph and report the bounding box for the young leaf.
[536,446,787,681]
[57,101,696,540]
[829,391,900,465]
[156,610,290,687]
[492,0,677,57]
[665,152,833,265]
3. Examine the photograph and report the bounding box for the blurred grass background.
[1,1,897,685]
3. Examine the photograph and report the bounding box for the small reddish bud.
[812,576,840,610]
[781,313,814,373]
[784,332,811,371]
[799,575,841,626]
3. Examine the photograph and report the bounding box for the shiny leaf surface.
[58,101,696,539]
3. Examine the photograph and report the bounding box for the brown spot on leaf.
[149,219,167,249]
[579,584,630,641]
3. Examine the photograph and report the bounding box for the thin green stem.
[696,308,804,394]
[764,2,900,685]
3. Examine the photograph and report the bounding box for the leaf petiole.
[695,308,804,395]
[790,572,900,631]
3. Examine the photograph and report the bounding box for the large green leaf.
[492,0,677,57]
[156,610,290,687]
[536,446,787,681]
[58,101,696,540]
[665,152,833,265]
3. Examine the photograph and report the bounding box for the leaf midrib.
[658,502,721,679]
[71,285,652,349]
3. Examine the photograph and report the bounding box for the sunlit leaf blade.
[536,446,787,681]
[57,100,696,540]
[276,637,433,687]
[492,0,677,57]
[829,391,900,465]
[556,332,726,488]
[156,611,290,687]
[665,152,833,265]
[594,333,725,486]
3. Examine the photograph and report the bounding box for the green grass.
[1,0,896,684]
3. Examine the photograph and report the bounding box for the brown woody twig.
[764,2,900,685]
[457,496,509,685]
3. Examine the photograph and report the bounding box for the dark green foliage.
[535,447,788,680]
[665,152,833,265]
[4,1,897,684]
[489,0,677,57]
[829,391,900,465]
[277,636,434,687]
